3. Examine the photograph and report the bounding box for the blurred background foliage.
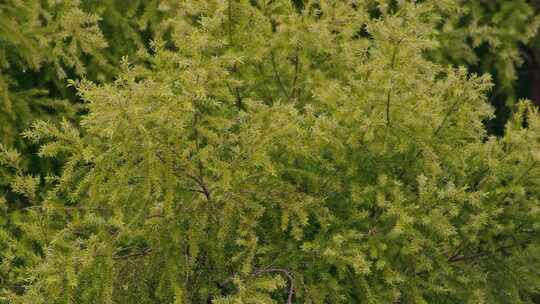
[434,0,540,135]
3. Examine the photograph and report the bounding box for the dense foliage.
[1,1,540,303]
[435,0,540,133]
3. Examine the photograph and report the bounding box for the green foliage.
[0,0,179,188]
[433,0,540,133]
[2,1,540,303]
[0,0,105,199]
[0,1,178,301]
[0,0,107,137]
[435,0,540,91]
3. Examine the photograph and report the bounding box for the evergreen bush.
[1,1,540,303]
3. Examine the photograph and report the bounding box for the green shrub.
[2,1,540,303]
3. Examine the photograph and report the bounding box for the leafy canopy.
[2,1,540,304]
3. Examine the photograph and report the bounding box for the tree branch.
[113,248,152,260]
[448,241,532,263]
[252,268,294,304]
[289,52,300,100]
[228,0,233,46]
[270,51,290,99]
[386,37,404,126]
[256,62,275,103]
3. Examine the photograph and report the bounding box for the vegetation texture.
[1,1,540,303]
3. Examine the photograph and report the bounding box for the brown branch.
[256,62,275,103]
[193,123,212,202]
[252,268,294,304]
[386,37,404,126]
[433,97,461,137]
[496,159,538,203]
[470,143,518,192]
[414,240,533,278]
[154,152,208,197]
[194,168,211,201]
[226,0,244,110]
[145,214,165,220]
[21,205,111,212]
[228,0,233,46]
[385,89,392,126]
[514,160,538,185]
[113,248,152,260]
[270,51,290,99]
[448,241,531,263]
[290,52,300,100]
[226,80,244,110]
[448,251,487,263]
[447,240,467,261]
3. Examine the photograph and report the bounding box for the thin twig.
[447,239,467,261]
[449,240,532,263]
[290,52,300,100]
[113,248,152,260]
[252,268,294,304]
[20,205,111,212]
[386,37,404,126]
[433,98,461,137]
[226,1,244,109]
[228,0,233,46]
[256,62,275,103]
[496,159,538,204]
[270,51,290,99]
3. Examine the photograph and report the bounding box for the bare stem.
[386,37,404,126]
[270,51,290,99]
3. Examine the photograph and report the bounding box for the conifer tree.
[0,0,177,299]
[0,0,178,190]
[2,1,540,303]
[0,0,106,191]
